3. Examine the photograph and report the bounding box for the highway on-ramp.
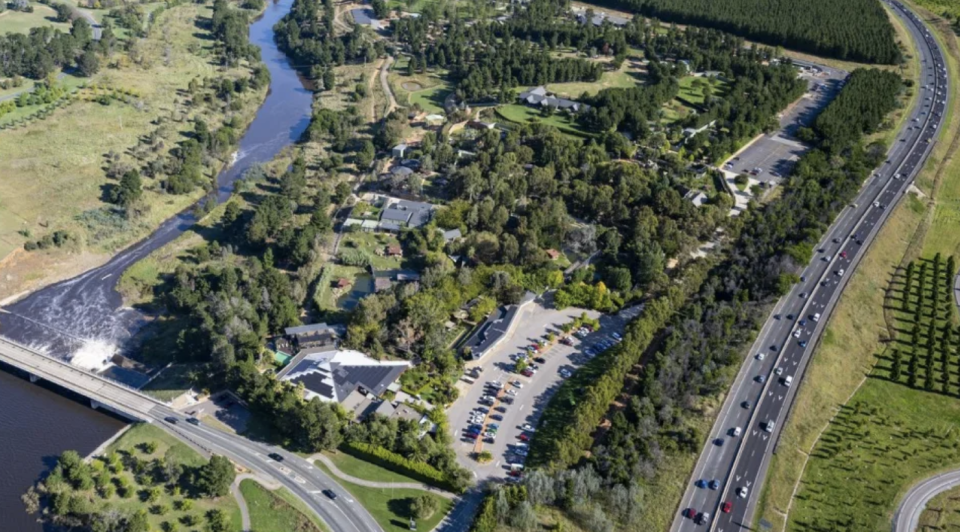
[670,2,949,531]
[893,470,960,532]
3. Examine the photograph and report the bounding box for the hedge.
[341,441,460,492]
[527,260,711,470]
[469,491,498,532]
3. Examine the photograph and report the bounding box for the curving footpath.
[893,275,960,531]
[310,453,457,499]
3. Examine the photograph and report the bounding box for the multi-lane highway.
[671,2,949,530]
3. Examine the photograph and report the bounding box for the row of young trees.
[889,255,960,393]
[598,0,901,64]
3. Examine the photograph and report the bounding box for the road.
[148,405,385,532]
[670,2,948,530]
[74,6,103,40]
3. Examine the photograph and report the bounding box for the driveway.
[446,297,641,481]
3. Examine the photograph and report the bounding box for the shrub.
[341,442,459,492]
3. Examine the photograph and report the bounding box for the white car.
[755,352,766,361]
[785,375,794,387]
[776,367,784,376]
[507,389,518,396]
[512,380,523,389]
[522,424,536,432]
[736,487,749,498]
[813,313,821,322]
[764,420,776,433]
[489,381,503,389]
[793,329,802,338]
[733,426,742,437]
[837,268,845,276]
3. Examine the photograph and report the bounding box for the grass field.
[917,483,960,530]
[755,3,960,529]
[496,103,590,138]
[0,1,265,296]
[141,364,197,402]
[315,461,453,532]
[675,75,729,105]
[324,450,422,484]
[101,423,243,532]
[239,479,328,532]
[388,70,452,114]
[545,67,643,98]
[0,4,71,34]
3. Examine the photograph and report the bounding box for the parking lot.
[446,297,641,481]
[722,64,847,185]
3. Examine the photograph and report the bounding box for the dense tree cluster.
[599,0,900,64]
[0,20,101,80]
[392,14,603,100]
[273,0,381,77]
[210,0,259,66]
[811,69,904,151]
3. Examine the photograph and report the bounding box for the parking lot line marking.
[495,460,500,467]
[520,404,525,410]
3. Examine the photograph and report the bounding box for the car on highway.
[732,426,742,437]
[764,420,776,432]
[683,508,697,519]
[785,375,794,387]
[756,352,765,361]
[741,400,751,409]
[799,340,808,348]
[695,512,710,525]
[186,417,200,426]
[736,487,749,498]
[164,416,178,424]
[709,480,720,490]
[722,502,733,514]
[813,312,821,322]
[756,375,766,383]
[322,489,338,500]
[696,479,708,489]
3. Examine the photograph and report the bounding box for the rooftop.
[283,349,410,403]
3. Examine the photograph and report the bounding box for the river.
[0,0,312,526]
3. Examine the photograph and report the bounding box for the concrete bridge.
[0,337,160,422]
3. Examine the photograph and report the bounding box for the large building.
[460,292,537,360]
[280,348,410,403]
[345,195,436,233]
[517,86,590,113]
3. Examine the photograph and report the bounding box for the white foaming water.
[69,339,117,372]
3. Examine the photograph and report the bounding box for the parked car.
[522,423,535,432]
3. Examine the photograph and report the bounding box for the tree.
[55,3,73,22]
[356,140,376,168]
[194,455,235,498]
[78,49,100,77]
[322,69,336,93]
[410,494,440,520]
[909,349,919,388]
[112,169,143,208]
[890,349,902,381]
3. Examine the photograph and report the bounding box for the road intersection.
[671,2,949,530]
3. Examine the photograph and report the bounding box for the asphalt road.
[147,405,385,532]
[893,470,960,532]
[670,2,948,530]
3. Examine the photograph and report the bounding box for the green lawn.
[324,450,423,485]
[239,479,328,532]
[546,68,642,98]
[315,263,365,311]
[496,104,590,138]
[340,231,405,270]
[389,70,452,114]
[315,462,453,532]
[0,4,71,35]
[675,75,729,105]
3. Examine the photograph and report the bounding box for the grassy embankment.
[0,1,266,300]
[102,423,243,531]
[314,460,453,532]
[755,3,960,530]
[239,479,330,532]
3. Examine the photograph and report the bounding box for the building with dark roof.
[281,349,410,403]
[379,198,435,228]
[518,86,590,113]
[461,292,537,360]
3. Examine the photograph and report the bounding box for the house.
[280,348,410,403]
[374,277,393,292]
[379,198,435,229]
[281,323,344,355]
[461,291,537,360]
[545,249,561,260]
[442,228,462,243]
[517,86,590,113]
[395,271,421,282]
[391,403,425,423]
[350,8,382,30]
[392,144,408,158]
[685,190,709,208]
[424,114,445,126]
[334,277,351,289]
[386,244,403,257]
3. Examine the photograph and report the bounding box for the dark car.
[741,400,751,409]
[696,512,710,525]
[695,479,708,488]
[491,414,503,421]
[268,453,284,462]
[683,508,698,519]
[709,480,720,490]
[534,357,545,364]
[322,489,338,500]
[164,416,178,424]
[714,438,724,447]
[186,417,200,426]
